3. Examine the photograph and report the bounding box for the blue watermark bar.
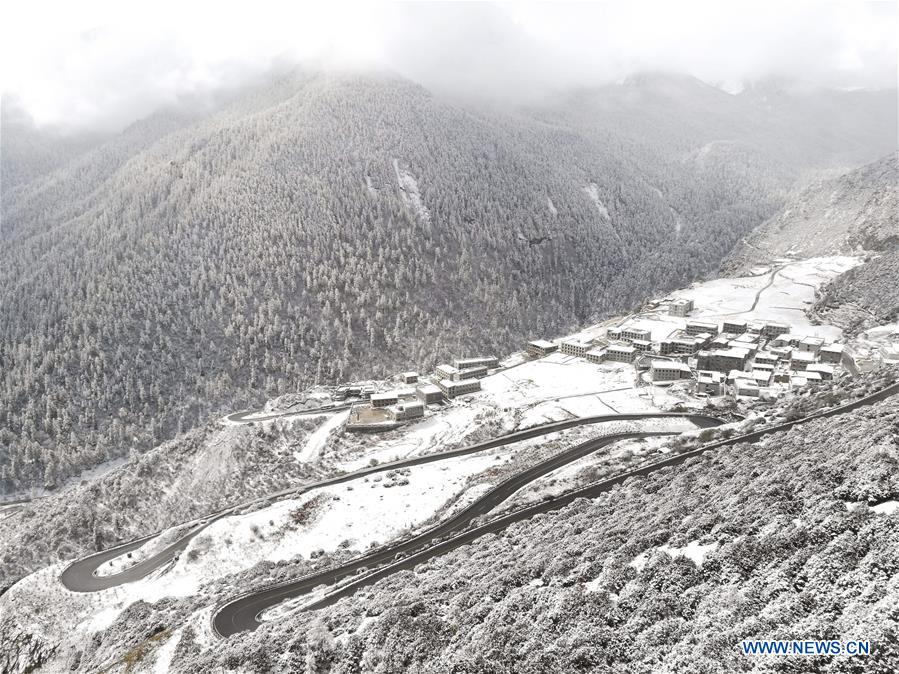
[740,640,871,656]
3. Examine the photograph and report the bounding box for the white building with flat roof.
[605,344,636,363]
[416,384,444,405]
[438,378,481,398]
[561,339,593,357]
[435,364,460,381]
[453,356,498,370]
[371,391,399,408]
[527,340,558,357]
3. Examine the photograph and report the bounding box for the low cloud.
[1,0,895,131]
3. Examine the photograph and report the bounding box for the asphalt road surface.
[212,380,899,637]
[60,412,716,592]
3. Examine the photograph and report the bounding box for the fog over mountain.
[2,1,896,132]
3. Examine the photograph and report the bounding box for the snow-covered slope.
[726,154,898,270]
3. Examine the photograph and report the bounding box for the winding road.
[212,380,899,637]
[60,412,719,593]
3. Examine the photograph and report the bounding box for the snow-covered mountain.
[726,154,898,269]
[2,70,896,500]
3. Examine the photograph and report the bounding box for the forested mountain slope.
[1,71,896,492]
[726,154,898,270]
[812,251,899,336]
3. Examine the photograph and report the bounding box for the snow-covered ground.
[297,410,349,463]
[670,256,858,340]
[477,353,685,418]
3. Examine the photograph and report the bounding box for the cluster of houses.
[342,356,497,431]
[527,299,847,400]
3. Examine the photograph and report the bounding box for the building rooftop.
[651,360,691,372]
[416,383,442,394]
[371,391,398,401]
[791,350,816,361]
[608,344,636,353]
[528,339,556,349]
[713,347,750,359]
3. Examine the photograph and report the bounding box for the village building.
[400,371,419,384]
[459,365,489,379]
[435,364,461,381]
[659,337,700,356]
[770,333,801,348]
[790,350,816,371]
[799,336,825,355]
[721,319,748,335]
[371,391,399,408]
[650,360,692,382]
[733,379,761,397]
[768,346,792,361]
[695,370,725,395]
[416,384,444,405]
[388,400,425,421]
[761,322,791,340]
[586,348,607,364]
[750,369,772,386]
[685,320,719,336]
[619,326,652,342]
[805,363,834,380]
[668,298,694,317]
[438,378,481,398]
[695,347,750,373]
[605,344,636,363]
[820,343,844,364]
[729,339,758,356]
[453,356,499,370]
[527,339,558,357]
[560,339,593,357]
[631,339,653,353]
[790,375,809,389]
[754,352,779,366]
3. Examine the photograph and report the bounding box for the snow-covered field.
[670,256,858,340]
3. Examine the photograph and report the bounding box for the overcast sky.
[1,0,896,131]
